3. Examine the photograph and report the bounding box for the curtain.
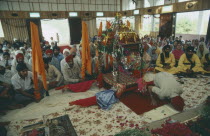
[84,18,97,38]
[69,18,82,44]
[1,19,29,42]
[206,15,210,44]
[26,19,42,42]
[159,13,173,38]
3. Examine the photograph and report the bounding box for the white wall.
[0,0,121,11]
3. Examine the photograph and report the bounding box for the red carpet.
[120,92,169,115]
[58,45,71,53]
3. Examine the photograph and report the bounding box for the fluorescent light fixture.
[69,12,78,17]
[29,12,40,18]
[96,12,104,17]
[162,5,173,13]
[133,10,139,15]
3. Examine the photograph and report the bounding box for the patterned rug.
[1,76,210,136]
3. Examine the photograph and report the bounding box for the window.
[121,16,135,30]
[176,11,199,34]
[142,15,160,32]
[41,19,70,45]
[178,0,191,2]
[69,12,78,17]
[200,10,210,35]
[142,15,153,31]
[96,12,104,17]
[0,20,4,38]
[155,0,164,6]
[144,0,164,8]
[153,15,160,32]
[96,16,135,31]
[96,17,115,31]
[29,12,40,18]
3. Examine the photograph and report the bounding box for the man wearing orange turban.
[11,52,31,74]
[61,55,83,84]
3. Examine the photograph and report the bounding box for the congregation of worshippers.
[0,34,209,112]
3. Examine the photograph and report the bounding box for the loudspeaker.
[84,12,90,17]
[148,9,152,12]
[52,13,58,16]
[11,13,18,17]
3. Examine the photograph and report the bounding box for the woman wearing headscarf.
[196,42,209,60]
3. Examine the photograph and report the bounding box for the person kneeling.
[146,72,185,111]
[11,63,45,104]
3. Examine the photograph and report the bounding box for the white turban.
[15,50,23,56]
[63,48,70,54]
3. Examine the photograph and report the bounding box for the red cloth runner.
[69,96,97,107]
[56,80,96,92]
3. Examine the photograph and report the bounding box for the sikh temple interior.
[0,0,210,135]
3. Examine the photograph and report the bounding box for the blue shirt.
[54,53,64,63]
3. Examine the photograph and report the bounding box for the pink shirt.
[172,49,184,60]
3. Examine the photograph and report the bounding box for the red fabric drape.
[69,96,97,107]
[56,80,96,92]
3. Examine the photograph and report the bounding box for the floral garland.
[151,121,196,136]
[114,129,150,136]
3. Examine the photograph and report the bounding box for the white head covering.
[2,46,8,51]
[63,48,70,54]
[196,42,209,59]
[15,50,23,56]
[13,38,18,42]
[20,47,25,50]
[143,72,156,82]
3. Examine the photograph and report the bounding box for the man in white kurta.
[146,72,185,111]
[61,55,83,84]
[150,72,183,99]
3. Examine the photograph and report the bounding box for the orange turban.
[65,55,74,62]
[45,49,53,54]
[171,96,185,111]
[16,53,24,60]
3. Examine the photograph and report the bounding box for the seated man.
[11,53,31,74]
[45,49,61,71]
[61,55,83,84]
[0,52,12,70]
[0,63,13,84]
[177,46,205,77]
[146,72,184,111]
[201,50,210,73]
[11,63,45,104]
[43,58,64,89]
[155,45,177,74]
[0,82,21,111]
[150,46,158,67]
[53,46,64,63]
